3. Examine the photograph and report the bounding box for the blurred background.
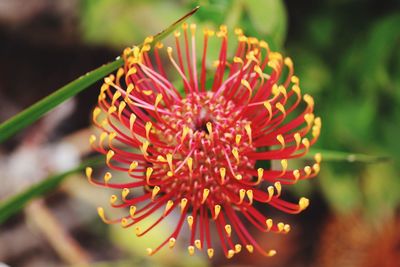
[0,0,399,266]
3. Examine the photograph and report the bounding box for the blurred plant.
[86,22,321,259]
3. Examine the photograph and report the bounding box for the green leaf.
[245,0,287,47]
[307,149,390,163]
[0,6,199,144]
[0,156,104,225]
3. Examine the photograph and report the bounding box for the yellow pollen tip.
[264,101,272,114]
[225,224,232,237]
[92,107,101,121]
[180,198,188,213]
[120,218,128,227]
[233,56,244,64]
[235,134,242,145]
[97,207,107,223]
[106,150,114,165]
[181,125,190,143]
[146,167,153,183]
[232,148,240,163]
[281,159,288,172]
[213,205,221,220]
[266,219,273,231]
[164,200,174,215]
[152,186,160,200]
[129,114,136,130]
[169,237,176,248]
[236,174,243,180]
[206,122,213,138]
[187,215,194,230]
[268,250,277,257]
[257,168,264,183]
[146,248,152,256]
[267,186,274,201]
[122,188,130,200]
[246,190,253,204]
[195,239,202,249]
[109,195,117,205]
[241,79,252,93]
[284,57,293,67]
[245,124,252,144]
[118,101,126,118]
[304,166,312,176]
[85,167,93,180]
[299,197,310,211]
[315,153,322,163]
[294,133,301,148]
[108,105,117,115]
[219,167,226,183]
[104,172,112,184]
[239,189,246,204]
[274,182,282,197]
[135,226,141,236]
[188,246,195,256]
[276,134,285,149]
[227,249,235,259]
[145,121,152,140]
[129,161,138,172]
[246,245,254,253]
[302,138,310,149]
[207,248,214,258]
[202,189,210,204]
[277,222,285,232]
[141,141,149,156]
[155,93,163,107]
[284,224,291,233]
[276,102,286,116]
[293,169,300,181]
[187,157,193,173]
[130,206,136,218]
[291,75,300,85]
[235,244,242,253]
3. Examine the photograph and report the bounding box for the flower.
[86,23,321,259]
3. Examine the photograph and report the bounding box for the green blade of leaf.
[0,156,103,225]
[307,149,390,163]
[0,6,199,144]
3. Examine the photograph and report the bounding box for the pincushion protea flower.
[86,23,321,259]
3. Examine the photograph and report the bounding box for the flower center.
[155,92,256,204]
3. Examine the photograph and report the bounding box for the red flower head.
[86,23,321,259]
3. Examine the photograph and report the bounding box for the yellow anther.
[314,117,322,127]
[278,85,287,101]
[267,250,277,257]
[264,101,272,115]
[235,174,243,180]
[233,56,244,64]
[108,105,117,114]
[257,168,264,184]
[127,67,137,77]
[166,153,174,172]
[239,189,246,204]
[118,101,126,118]
[241,79,252,94]
[194,239,202,249]
[167,46,173,56]
[112,91,121,106]
[291,75,299,85]
[188,245,195,256]
[164,200,174,215]
[121,218,129,227]
[303,94,314,107]
[106,150,114,165]
[187,157,193,173]
[109,195,117,205]
[299,197,310,211]
[146,167,153,184]
[238,35,247,42]
[145,121,152,140]
[235,134,242,145]
[254,65,263,76]
[272,84,279,96]
[146,248,152,255]
[276,102,286,116]
[141,140,149,156]
[304,113,315,126]
[156,155,166,162]
[187,215,194,230]
[206,122,213,139]
[302,138,310,149]
[190,23,196,33]
[235,244,242,253]
[213,205,221,220]
[267,186,274,201]
[246,190,253,204]
[266,219,273,231]
[99,132,108,145]
[294,133,301,148]
[274,182,282,197]
[293,169,300,181]
[104,172,112,184]
[155,93,163,107]
[181,125,190,143]
[220,167,226,183]
[234,27,243,35]
[156,42,164,49]
[97,207,107,223]
[130,206,136,218]
[129,114,136,131]
[281,159,288,173]
[284,57,293,67]
[225,224,232,237]
[284,224,291,233]
[304,166,312,176]
[122,188,130,200]
[152,186,160,200]
[292,84,301,97]
[276,134,285,149]
[227,249,235,259]
[143,90,153,96]
[207,248,214,258]
[313,163,320,174]
[180,198,188,213]
[104,75,114,85]
[174,31,181,37]
[232,147,240,164]
[129,161,138,172]
[246,245,254,253]
[135,226,141,236]
[277,222,285,232]
[169,237,176,248]
[92,107,101,121]
[245,123,252,144]
[85,167,93,180]
[202,188,210,204]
